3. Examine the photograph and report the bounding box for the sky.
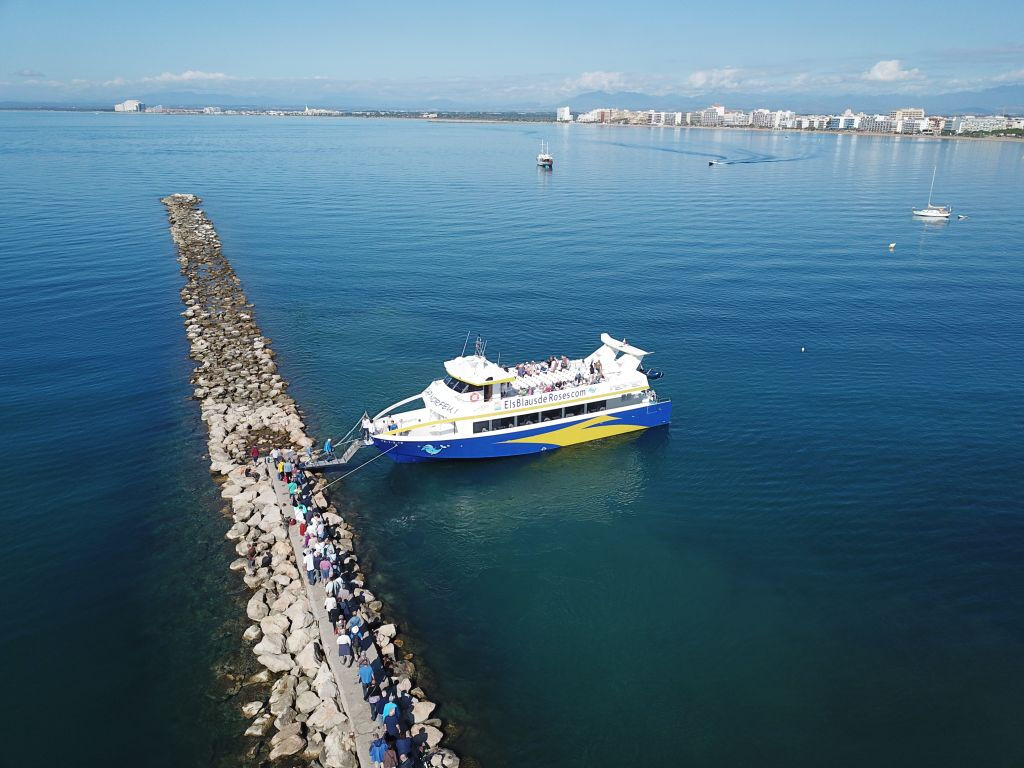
[1,0,1022,107]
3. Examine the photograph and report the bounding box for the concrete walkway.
[270,474,380,768]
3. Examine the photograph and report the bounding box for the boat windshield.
[443,375,482,394]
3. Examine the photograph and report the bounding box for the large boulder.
[412,701,436,723]
[246,590,269,621]
[295,640,322,678]
[258,653,295,673]
[242,624,262,643]
[427,748,461,768]
[241,701,264,718]
[252,632,286,657]
[243,713,272,737]
[260,612,290,636]
[269,675,296,716]
[414,724,444,749]
[322,727,357,768]
[295,690,321,714]
[307,699,346,732]
[268,724,305,760]
[286,627,312,656]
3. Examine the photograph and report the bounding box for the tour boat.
[912,167,951,218]
[368,334,672,462]
[537,141,553,168]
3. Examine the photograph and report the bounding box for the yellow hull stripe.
[501,414,647,447]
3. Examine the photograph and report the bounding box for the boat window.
[492,417,515,431]
[586,400,607,413]
[565,403,585,417]
[516,412,538,426]
[472,421,489,434]
[443,376,483,394]
[542,408,562,422]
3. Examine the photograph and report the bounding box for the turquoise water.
[2,112,1023,766]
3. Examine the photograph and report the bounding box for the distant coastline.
[2,107,1021,142]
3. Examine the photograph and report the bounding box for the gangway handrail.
[319,445,397,491]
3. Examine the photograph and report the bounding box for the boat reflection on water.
[377,426,670,532]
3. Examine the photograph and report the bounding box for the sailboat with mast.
[913,167,951,218]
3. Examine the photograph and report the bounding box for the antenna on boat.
[461,331,472,357]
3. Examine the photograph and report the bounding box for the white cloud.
[862,59,922,82]
[141,70,235,84]
[686,68,742,90]
[565,71,628,92]
[992,68,1024,83]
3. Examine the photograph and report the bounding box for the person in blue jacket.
[368,734,388,768]
[323,437,333,458]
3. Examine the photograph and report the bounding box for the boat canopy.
[443,354,515,386]
[599,333,650,358]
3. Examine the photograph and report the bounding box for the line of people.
[258,446,435,768]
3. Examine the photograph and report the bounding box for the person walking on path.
[369,735,389,768]
[337,629,353,666]
[276,459,285,481]
[283,459,293,483]
[319,556,332,585]
[394,736,414,763]
[269,447,280,467]
[381,696,398,723]
[303,549,316,585]
[287,479,298,503]
[383,707,401,738]
[325,593,339,634]
[358,657,375,700]
[323,438,334,459]
[368,687,384,721]
[381,746,398,768]
[250,446,259,466]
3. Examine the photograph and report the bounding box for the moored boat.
[368,334,672,462]
[912,166,951,218]
[537,141,554,168]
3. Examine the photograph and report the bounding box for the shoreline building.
[889,107,925,122]
[556,106,572,122]
[114,99,145,112]
[951,115,1010,133]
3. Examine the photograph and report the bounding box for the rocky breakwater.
[161,194,459,768]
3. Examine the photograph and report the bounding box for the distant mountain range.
[3,84,1022,116]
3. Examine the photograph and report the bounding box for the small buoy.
[957,214,968,220]
[801,347,805,352]
[889,243,896,250]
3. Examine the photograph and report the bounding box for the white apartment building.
[889,107,925,121]
[114,99,145,112]
[862,114,897,133]
[751,109,774,128]
[722,111,751,127]
[556,106,572,122]
[827,110,862,130]
[951,115,1010,133]
[699,105,725,126]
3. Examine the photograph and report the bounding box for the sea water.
[1,112,1022,767]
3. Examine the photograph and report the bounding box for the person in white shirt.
[324,594,339,633]
[303,551,316,585]
[336,630,353,666]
